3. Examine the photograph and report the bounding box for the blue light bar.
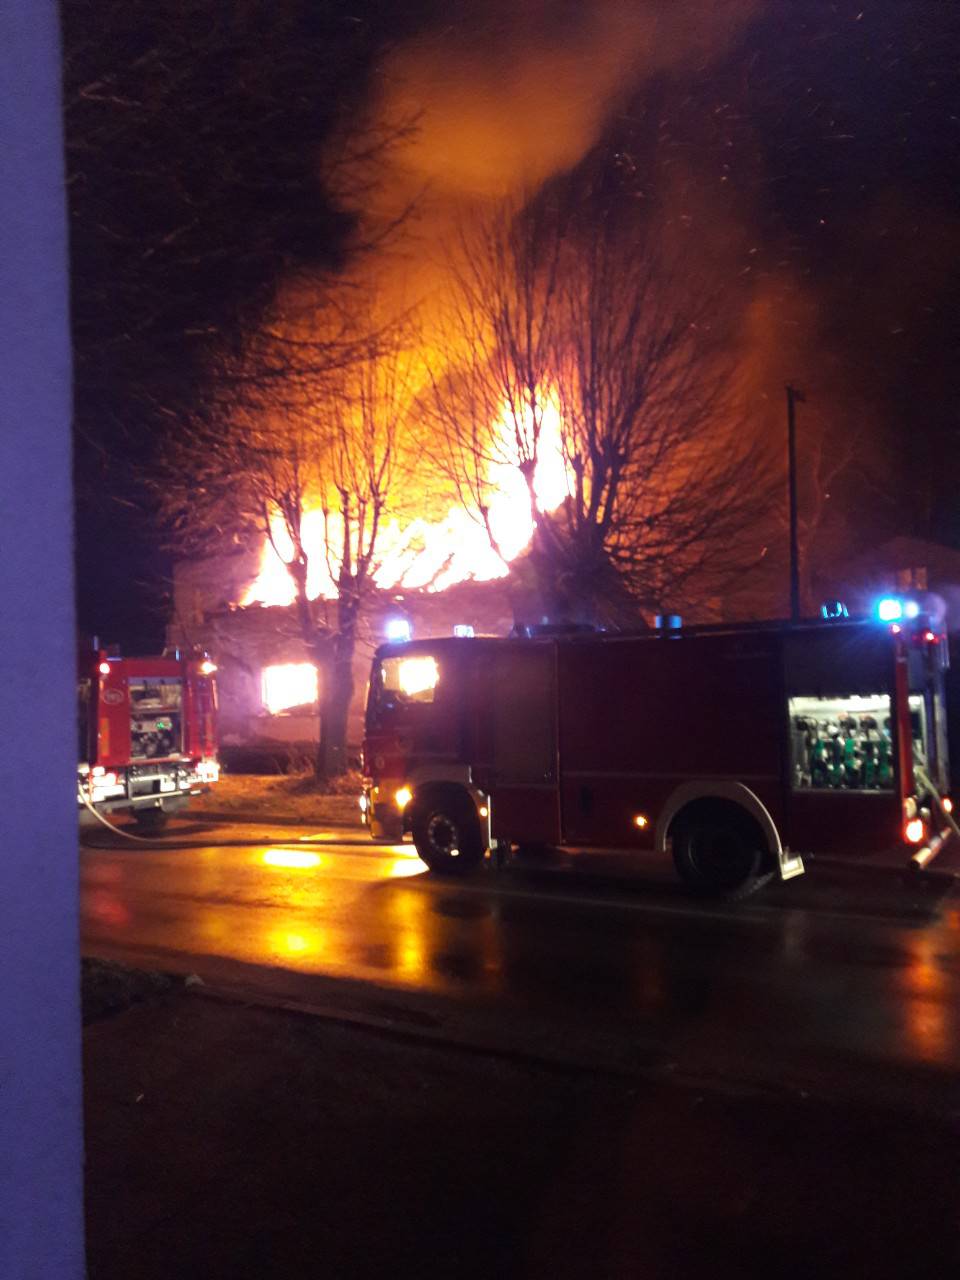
[453,624,474,638]
[876,597,903,623]
[820,600,849,619]
[385,618,412,642]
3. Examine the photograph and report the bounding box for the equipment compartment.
[127,676,183,760]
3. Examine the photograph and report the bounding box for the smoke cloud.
[350,0,764,310]
[375,1,761,203]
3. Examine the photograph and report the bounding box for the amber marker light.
[905,818,925,844]
[633,814,649,829]
[942,797,953,814]
[395,786,412,810]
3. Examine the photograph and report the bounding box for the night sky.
[65,0,960,650]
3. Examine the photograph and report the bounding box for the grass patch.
[190,771,363,826]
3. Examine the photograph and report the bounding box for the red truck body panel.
[363,616,950,870]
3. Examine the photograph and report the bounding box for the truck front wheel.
[412,792,484,874]
[670,806,773,900]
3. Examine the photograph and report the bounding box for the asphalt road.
[80,818,960,1111]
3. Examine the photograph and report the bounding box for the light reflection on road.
[261,848,324,871]
[80,826,960,1074]
[902,932,950,1064]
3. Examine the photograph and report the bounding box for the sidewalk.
[84,981,960,1280]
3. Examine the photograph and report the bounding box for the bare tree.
[427,186,772,625]
[64,0,418,646]
[64,0,410,439]
[424,198,565,564]
[155,316,413,779]
[771,406,893,616]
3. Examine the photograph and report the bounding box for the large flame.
[242,394,571,606]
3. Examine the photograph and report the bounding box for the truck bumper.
[78,792,193,825]
[909,826,953,872]
[360,784,404,841]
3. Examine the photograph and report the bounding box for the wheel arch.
[405,765,486,827]
[655,780,782,858]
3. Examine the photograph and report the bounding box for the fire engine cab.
[78,646,219,831]
[361,603,953,896]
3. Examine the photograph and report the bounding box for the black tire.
[132,807,168,834]
[671,809,774,900]
[412,792,484,874]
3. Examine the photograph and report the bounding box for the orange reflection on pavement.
[199,912,229,944]
[87,890,130,927]
[387,855,428,879]
[261,849,323,870]
[903,934,952,1065]
[268,925,326,958]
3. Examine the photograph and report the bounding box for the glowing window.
[261,663,318,714]
[380,655,439,704]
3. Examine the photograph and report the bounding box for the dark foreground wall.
[0,4,85,1274]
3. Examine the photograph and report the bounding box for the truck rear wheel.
[671,806,773,900]
[412,792,484,874]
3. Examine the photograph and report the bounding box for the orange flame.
[242,393,571,606]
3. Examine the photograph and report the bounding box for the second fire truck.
[361,603,953,897]
[78,645,219,830]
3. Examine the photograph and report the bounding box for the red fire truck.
[78,646,219,830]
[361,604,953,896]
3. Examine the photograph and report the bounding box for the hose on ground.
[77,787,169,844]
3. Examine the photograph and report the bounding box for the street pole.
[786,384,805,623]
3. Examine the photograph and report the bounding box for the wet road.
[80,820,960,1107]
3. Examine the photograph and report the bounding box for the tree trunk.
[314,593,359,782]
[317,656,351,779]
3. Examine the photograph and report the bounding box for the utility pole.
[786,384,806,622]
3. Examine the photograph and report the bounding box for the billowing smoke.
[255,0,902,619]
[375,0,761,203]
[358,0,764,304]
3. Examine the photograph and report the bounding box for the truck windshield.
[371,654,440,717]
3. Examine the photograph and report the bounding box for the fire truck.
[78,646,219,831]
[361,601,954,896]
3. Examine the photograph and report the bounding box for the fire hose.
[77,786,175,844]
[910,764,960,871]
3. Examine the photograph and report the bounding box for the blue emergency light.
[385,618,412,643]
[875,596,922,624]
[875,597,903,623]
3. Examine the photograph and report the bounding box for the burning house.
[164,404,575,764]
[167,548,519,764]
